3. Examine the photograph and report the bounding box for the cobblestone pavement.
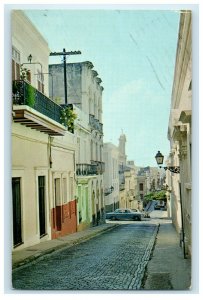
[12,223,158,290]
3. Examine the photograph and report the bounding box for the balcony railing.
[76,161,105,176]
[12,80,62,124]
[76,164,98,176]
[91,160,105,174]
[89,114,103,134]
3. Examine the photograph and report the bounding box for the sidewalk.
[12,223,118,270]
[143,218,192,290]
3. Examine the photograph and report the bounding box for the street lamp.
[28,54,32,63]
[21,53,43,79]
[155,151,180,174]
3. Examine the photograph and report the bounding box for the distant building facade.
[103,143,119,212]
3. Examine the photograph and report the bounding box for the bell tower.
[118,132,127,165]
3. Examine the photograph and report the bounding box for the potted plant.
[60,105,77,132]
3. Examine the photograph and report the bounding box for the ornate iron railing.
[91,160,105,174]
[76,163,98,176]
[89,114,103,134]
[12,80,62,124]
[76,161,105,176]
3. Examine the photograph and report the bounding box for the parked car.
[131,208,150,218]
[105,208,142,221]
[154,204,161,210]
[154,202,166,210]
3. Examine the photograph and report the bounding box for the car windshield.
[114,209,138,213]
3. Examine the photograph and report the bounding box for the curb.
[128,224,159,289]
[12,224,119,270]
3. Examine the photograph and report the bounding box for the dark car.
[154,204,161,210]
[105,208,142,221]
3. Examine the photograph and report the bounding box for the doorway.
[38,176,46,237]
[12,177,22,247]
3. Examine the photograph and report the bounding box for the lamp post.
[155,151,180,174]
[21,54,43,79]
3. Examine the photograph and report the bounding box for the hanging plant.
[60,106,77,132]
[20,66,30,81]
[26,84,35,108]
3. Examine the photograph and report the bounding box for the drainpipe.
[179,182,187,258]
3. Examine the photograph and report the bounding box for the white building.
[12,11,77,250]
[124,163,139,210]
[103,143,119,212]
[167,10,192,257]
[49,61,105,228]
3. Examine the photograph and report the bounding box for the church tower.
[118,133,127,165]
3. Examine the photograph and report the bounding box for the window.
[91,140,93,161]
[69,177,74,201]
[54,178,61,231]
[54,178,61,206]
[12,47,21,80]
[63,178,68,203]
[37,69,44,93]
[188,80,192,91]
[77,137,80,163]
[139,183,143,191]
[96,142,98,161]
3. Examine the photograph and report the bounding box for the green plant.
[60,106,77,131]
[144,190,166,202]
[26,84,35,107]
[20,67,30,80]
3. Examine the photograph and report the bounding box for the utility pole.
[50,48,81,104]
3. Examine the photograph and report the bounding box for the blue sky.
[24,9,180,167]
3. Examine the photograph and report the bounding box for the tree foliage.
[144,190,166,202]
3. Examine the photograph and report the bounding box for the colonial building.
[103,143,119,212]
[117,134,140,210]
[136,168,147,206]
[124,161,139,210]
[12,11,77,250]
[49,61,105,229]
[166,10,192,257]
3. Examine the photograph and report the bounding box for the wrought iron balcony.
[91,160,105,174]
[12,80,66,136]
[76,163,98,176]
[89,114,103,134]
[76,161,105,176]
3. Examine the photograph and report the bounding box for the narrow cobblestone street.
[12,223,158,290]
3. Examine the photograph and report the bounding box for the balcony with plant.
[12,80,76,136]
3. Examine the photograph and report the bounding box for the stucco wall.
[12,10,50,96]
